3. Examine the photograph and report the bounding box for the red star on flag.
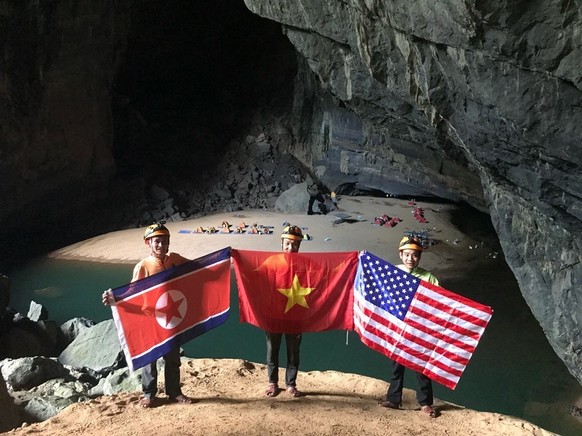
[155,290,187,329]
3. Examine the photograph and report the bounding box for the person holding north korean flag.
[102,222,194,408]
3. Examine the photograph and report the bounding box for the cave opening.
[111,0,298,184]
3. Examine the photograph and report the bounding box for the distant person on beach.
[379,235,438,418]
[102,222,194,408]
[264,224,305,398]
[306,175,327,215]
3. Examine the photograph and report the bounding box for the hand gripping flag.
[110,247,231,371]
[354,251,493,389]
[232,249,358,334]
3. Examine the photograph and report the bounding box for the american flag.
[353,250,493,389]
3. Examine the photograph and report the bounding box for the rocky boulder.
[275,182,310,214]
[58,317,96,349]
[0,357,69,391]
[27,301,49,322]
[58,320,124,373]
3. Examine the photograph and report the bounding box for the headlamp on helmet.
[144,221,170,240]
[281,225,303,241]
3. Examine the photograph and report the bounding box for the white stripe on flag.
[353,309,461,386]
[354,292,465,384]
[418,285,493,323]
[355,292,473,361]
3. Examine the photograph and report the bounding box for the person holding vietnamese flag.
[264,224,305,398]
[232,226,358,398]
[102,222,194,408]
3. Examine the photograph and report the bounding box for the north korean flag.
[110,247,231,371]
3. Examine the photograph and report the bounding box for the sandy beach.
[51,196,481,276]
[8,196,555,435]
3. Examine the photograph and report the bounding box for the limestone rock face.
[243,0,582,384]
[0,1,128,231]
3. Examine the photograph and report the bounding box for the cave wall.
[0,0,128,232]
[243,0,582,385]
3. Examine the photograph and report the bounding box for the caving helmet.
[281,225,303,241]
[144,221,170,240]
[398,235,423,252]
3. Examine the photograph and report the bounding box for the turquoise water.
[7,256,582,436]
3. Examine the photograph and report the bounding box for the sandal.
[378,400,400,409]
[265,383,278,397]
[286,386,301,397]
[421,405,437,418]
[170,394,194,404]
[139,397,155,408]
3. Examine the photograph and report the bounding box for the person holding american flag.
[378,235,438,418]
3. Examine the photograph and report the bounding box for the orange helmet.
[281,225,303,241]
[144,222,170,240]
[398,236,423,252]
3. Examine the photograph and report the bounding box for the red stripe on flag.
[414,285,491,329]
[406,305,484,344]
[423,281,494,315]
[357,296,475,362]
[116,261,229,357]
[354,318,460,389]
[354,299,467,376]
[403,316,477,356]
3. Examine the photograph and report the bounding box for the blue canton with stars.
[356,251,420,320]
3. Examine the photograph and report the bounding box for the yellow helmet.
[281,225,303,241]
[144,222,170,240]
[399,236,423,252]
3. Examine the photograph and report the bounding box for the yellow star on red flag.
[277,274,314,313]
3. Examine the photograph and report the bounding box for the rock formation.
[243,0,582,386]
[0,0,580,387]
[0,315,142,425]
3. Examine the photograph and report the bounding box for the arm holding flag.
[233,224,358,398]
[354,236,493,418]
[101,222,231,408]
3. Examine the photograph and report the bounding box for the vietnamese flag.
[110,247,231,371]
[232,249,358,333]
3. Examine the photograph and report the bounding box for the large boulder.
[58,317,96,349]
[275,182,310,214]
[0,357,69,391]
[58,319,124,373]
[0,320,60,358]
[89,366,142,397]
[23,396,75,423]
[27,301,48,322]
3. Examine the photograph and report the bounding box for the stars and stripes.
[354,250,493,390]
